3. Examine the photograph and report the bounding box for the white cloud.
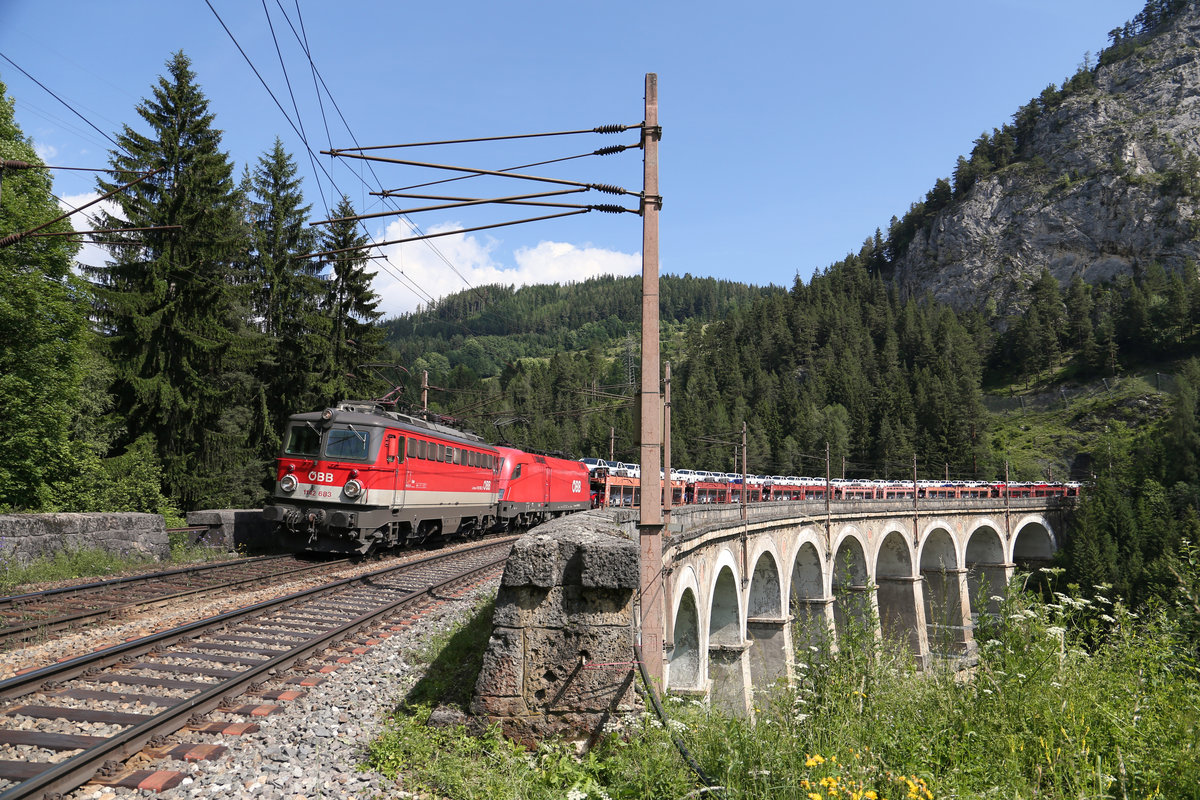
[57,193,123,271]
[34,143,58,162]
[370,219,640,317]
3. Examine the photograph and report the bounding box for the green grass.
[364,577,1200,800]
[0,546,157,595]
[0,533,235,596]
[402,594,498,710]
[985,368,1172,480]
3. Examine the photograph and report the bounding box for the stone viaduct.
[471,496,1072,737]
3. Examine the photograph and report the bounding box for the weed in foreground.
[364,576,1200,799]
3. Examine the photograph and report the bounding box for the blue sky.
[1,0,1145,317]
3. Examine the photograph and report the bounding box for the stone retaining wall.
[0,513,168,567]
[470,510,643,742]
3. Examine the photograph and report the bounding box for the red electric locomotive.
[263,402,594,554]
[263,402,501,554]
[494,446,591,527]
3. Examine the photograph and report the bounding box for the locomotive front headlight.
[343,479,364,499]
[280,474,298,493]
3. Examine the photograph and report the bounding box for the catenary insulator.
[593,145,629,156]
[594,124,628,134]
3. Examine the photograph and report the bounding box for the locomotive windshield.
[284,424,321,456]
[325,426,372,460]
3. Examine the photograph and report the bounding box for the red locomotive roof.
[288,402,496,452]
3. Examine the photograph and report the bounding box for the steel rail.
[0,537,514,799]
[0,556,353,646]
[0,555,283,605]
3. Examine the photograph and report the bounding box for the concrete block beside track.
[0,512,168,567]
[471,510,644,743]
[186,509,278,553]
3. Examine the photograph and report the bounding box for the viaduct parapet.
[471,497,1072,739]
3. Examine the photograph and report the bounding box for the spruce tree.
[316,196,384,404]
[245,139,325,446]
[88,52,260,509]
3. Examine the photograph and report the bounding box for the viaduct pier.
[471,496,1071,739]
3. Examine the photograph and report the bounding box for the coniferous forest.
[2,1,1200,624]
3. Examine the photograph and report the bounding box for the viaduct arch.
[471,496,1072,736]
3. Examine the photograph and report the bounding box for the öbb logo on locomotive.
[261,401,1080,555]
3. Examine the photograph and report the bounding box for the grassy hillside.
[985,366,1178,481]
[381,274,781,380]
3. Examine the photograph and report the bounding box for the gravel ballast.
[2,555,501,800]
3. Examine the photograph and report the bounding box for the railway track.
[0,555,354,648]
[0,536,515,799]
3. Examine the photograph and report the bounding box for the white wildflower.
[1099,614,1116,624]
[567,789,587,800]
[668,719,687,732]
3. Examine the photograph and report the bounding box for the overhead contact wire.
[0,51,124,152]
[263,1,483,304]
[326,149,639,198]
[375,143,639,196]
[333,124,638,151]
[204,0,436,307]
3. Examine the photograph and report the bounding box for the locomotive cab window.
[284,424,321,457]
[325,427,371,460]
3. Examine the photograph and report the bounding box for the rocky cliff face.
[893,5,1200,315]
